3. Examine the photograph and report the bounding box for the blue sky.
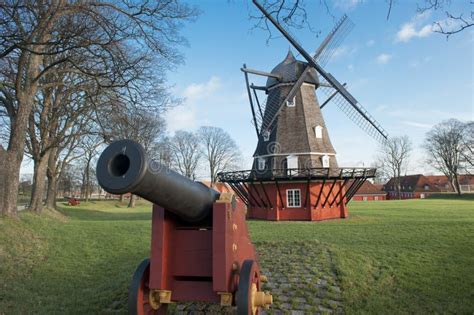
[164,0,473,175]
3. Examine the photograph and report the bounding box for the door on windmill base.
[286,155,298,176]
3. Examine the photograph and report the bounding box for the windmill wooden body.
[218,1,388,221]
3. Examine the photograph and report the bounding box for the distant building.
[383,174,443,199]
[425,175,474,193]
[352,181,387,201]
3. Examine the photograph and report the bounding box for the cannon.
[97,140,272,314]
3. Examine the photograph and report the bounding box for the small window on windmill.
[263,130,270,141]
[287,155,298,170]
[314,125,323,139]
[286,96,296,107]
[286,189,301,208]
[321,155,330,168]
[424,184,429,191]
[257,158,266,171]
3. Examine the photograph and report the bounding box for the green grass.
[250,199,474,314]
[1,198,473,314]
[0,200,152,314]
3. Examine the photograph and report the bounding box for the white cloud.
[333,0,365,10]
[332,46,348,58]
[375,104,388,112]
[396,22,433,42]
[376,53,392,64]
[401,120,433,129]
[182,76,221,101]
[165,76,222,132]
[166,105,198,132]
[366,39,375,47]
[347,64,354,71]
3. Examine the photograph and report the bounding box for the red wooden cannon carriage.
[97,140,272,314]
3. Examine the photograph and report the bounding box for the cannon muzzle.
[96,139,219,222]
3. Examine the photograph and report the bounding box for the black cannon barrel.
[96,140,220,222]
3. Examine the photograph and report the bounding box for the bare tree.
[461,121,474,174]
[387,0,472,37]
[0,0,197,217]
[45,130,84,209]
[198,126,242,184]
[99,106,166,207]
[376,136,412,199]
[170,131,202,180]
[424,119,470,195]
[248,0,472,39]
[78,135,103,203]
[249,0,331,41]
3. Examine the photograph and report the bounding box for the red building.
[352,181,387,201]
[383,174,474,199]
[383,174,440,199]
[425,175,474,193]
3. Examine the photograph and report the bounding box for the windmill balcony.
[217,167,376,222]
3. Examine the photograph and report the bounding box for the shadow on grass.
[427,193,474,201]
[58,206,152,222]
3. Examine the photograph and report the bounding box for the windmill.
[218,1,388,221]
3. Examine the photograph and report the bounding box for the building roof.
[354,181,386,195]
[266,50,319,88]
[425,175,474,187]
[383,174,441,193]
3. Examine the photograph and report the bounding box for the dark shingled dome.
[266,50,319,88]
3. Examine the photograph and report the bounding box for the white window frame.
[314,125,323,139]
[374,196,379,201]
[363,196,368,201]
[321,155,330,168]
[286,189,301,208]
[286,96,296,107]
[287,155,298,170]
[257,158,266,171]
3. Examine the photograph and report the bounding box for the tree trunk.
[30,152,50,213]
[1,153,22,218]
[453,174,462,195]
[128,194,136,208]
[120,194,125,202]
[46,149,58,209]
[46,173,58,209]
[0,147,5,214]
[1,51,43,217]
[85,159,91,203]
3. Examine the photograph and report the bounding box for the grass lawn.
[1,197,473,314]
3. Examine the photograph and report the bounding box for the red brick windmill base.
[218,168,375,222]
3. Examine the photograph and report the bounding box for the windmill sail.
[314,15,354,68]
[252,0,388,143]
[257,14,353,135]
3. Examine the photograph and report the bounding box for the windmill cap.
[266,50,319,88]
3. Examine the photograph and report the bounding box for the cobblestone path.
[174,240,344,314]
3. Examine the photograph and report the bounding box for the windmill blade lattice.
[318,74,388,143]
[252,0,388,143]
[258,62,313,133]
[314,15,354,68]
[258,15,354,133]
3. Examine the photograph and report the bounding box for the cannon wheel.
[236,259,261,315]
[128,258,167,315]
